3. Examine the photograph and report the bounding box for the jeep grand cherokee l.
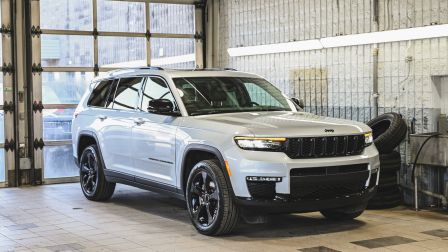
[72,67,380,236]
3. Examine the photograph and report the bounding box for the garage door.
[31,0,202,182]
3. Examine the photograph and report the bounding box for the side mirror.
[291,97,305,110]
[147,99,179,116]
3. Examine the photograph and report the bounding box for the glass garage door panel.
[44,145,78,179]
[0,110,4,143]
[0,148,4,182]
[97,0,145,33]
[98,37,146,67]
[42,72,94,104]
[151,38,195,69]
[150,3,195,34]
[40,0,93,31]
[41,35,94,67]
[43,108,75,141]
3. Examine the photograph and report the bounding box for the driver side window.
[140,77,177,112]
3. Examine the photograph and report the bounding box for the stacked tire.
[366,113,407,209]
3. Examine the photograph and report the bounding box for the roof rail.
[192,68,238,71]
[138,66,164,70]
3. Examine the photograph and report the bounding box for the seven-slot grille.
[285,135,365,159]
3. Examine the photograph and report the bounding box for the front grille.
[289,182,366,200]
[290,163,368,177]
[285,134,365,159]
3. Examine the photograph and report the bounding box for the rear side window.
[111,77,145,111]
[87,80,114,107]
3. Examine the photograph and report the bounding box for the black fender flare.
[77,130,107,170]
[180,144,235,197]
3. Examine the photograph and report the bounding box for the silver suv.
[72,67,380,235]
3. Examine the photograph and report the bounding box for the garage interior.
[1,0,448,251]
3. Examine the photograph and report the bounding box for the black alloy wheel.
[189,170,220,228]
[186,159,239,236]
[80,146,99,196]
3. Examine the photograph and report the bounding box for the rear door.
[101,77,145,175]
[132,76,179,186]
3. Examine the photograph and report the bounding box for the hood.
[191,111,371,137]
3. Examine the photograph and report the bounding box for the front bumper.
[225,144,380,198]
[236,186,377,213]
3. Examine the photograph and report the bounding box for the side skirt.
[104,170,185,201]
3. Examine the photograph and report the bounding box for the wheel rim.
[189,170,220,228]
[80,148,98,196]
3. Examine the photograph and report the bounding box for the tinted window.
[140,77,176,111]
[87,80,113,107]
[112,77,144,110]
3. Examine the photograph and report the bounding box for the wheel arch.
[77,131,107,170]
[180,144,234,197]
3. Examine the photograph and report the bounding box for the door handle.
[134,118,145,125]
[98,115,107,120]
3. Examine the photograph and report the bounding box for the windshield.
[173,77,293,116]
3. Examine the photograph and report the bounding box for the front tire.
[320,204,366,220]
[79,144,115,201]
[186,159,239,236]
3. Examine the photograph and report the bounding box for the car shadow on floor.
[233,214,366,239]
[106,186,366,239]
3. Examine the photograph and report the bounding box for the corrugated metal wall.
[218,0,448,129]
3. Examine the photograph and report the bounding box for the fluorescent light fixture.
[228,24,448,57]
[227,39,323,57]
[321,24,448,48]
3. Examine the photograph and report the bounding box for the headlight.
[364,132,373,146]
[234,137,286,151]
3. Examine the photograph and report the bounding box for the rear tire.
[79,145,115,201]
[186,159,239,236]
[320,204,366,220]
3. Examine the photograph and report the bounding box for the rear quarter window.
[87,79,114,107]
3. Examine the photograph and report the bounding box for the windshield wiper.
[190,109,245,116]
[254,106,289,112]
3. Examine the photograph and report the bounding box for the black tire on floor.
[79,144,116,201]
[367,113,407,154]
[320,204,366,221]
[379,151,401,173]
[367,188,402,209]
[380,151,401,164]
[378,175,397,186]
[186,159,239,236]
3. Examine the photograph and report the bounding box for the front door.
[132,76,179,186]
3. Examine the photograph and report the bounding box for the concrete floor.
[0,184,447,252]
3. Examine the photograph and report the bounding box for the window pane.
[0,148,4,182]
[88,79,114,107]
[43,72,94,104]
[112,77,143,110]
[99,37,146,67]
[141,77,175,110]
[98,0,145,32]
[43,108,75,141]
[0,111,3,144]
[150,3,194,34]
[151,38,195,69]
[40,0,93,31]
[42,35,94,67]
[44,145,78,179]
[0,73,3,105]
